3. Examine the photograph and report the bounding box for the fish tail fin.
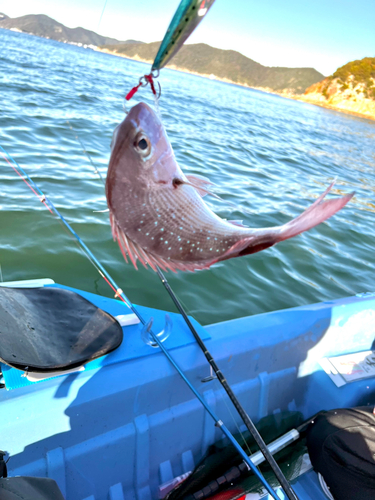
[278,183,354,242]
[222,183,354,259]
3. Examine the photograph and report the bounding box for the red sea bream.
[106,102,354,272]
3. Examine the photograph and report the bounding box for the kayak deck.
[1,280,374,499]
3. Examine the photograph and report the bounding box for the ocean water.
[0,29,374,326]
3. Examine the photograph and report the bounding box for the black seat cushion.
[307,406,375,500]
[0,477,65,500]
[0,287,123,372]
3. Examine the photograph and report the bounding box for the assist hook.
[125,70,161,101]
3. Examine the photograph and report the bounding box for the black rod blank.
[155,266,300,500]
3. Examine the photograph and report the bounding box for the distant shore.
[98,48,301,98]
[100,48,375,122]
[291,94,375,122]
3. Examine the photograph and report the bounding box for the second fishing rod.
[0,143,281,500]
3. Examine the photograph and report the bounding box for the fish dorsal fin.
[228,220,249,228]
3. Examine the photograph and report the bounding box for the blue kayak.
[0,278,374,500]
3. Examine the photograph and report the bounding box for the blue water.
[1,28,374,325]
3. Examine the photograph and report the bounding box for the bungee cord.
[0,143,280,499]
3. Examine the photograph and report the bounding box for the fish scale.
[106,102,354,273]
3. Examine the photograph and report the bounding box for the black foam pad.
[0,477,65,500]
[0,287,123,372]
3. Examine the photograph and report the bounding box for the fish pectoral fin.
[185,173,215,187]
[221,182,354,260]
[185,174,217,198]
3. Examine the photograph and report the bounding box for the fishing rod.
[0,144,280,500]
[66,118,299,500]
[156,268,300,500]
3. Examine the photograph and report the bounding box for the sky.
[1,0,374,76]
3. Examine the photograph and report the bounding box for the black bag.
[306,406,375,500]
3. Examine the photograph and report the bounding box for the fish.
[106,102,354,273]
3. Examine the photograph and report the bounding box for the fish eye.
[138,139,148,150]
[134,134,151,156]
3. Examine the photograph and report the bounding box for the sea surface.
[1,29,374,326]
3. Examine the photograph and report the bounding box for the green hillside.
[332,57,375,98]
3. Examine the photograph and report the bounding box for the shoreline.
[100,48,375,122]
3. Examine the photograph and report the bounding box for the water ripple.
[0,29,374,325]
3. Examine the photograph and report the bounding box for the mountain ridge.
[0,12,325,95]
[0,13,141,46]
[100,41,324,95]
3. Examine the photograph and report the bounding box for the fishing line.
[66,121,105,184]
[97,0,109,31]
[213,376,254,459]
[0,143,280,499]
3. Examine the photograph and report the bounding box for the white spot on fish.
[155,222,158,225]
[161,228,164,231]
[180,247,182,250]
[210,248,212,251]
[160,237,163,240]
[207,237,210,240]
[168,247,171,250]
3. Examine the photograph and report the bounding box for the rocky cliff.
[299,57,375,120]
